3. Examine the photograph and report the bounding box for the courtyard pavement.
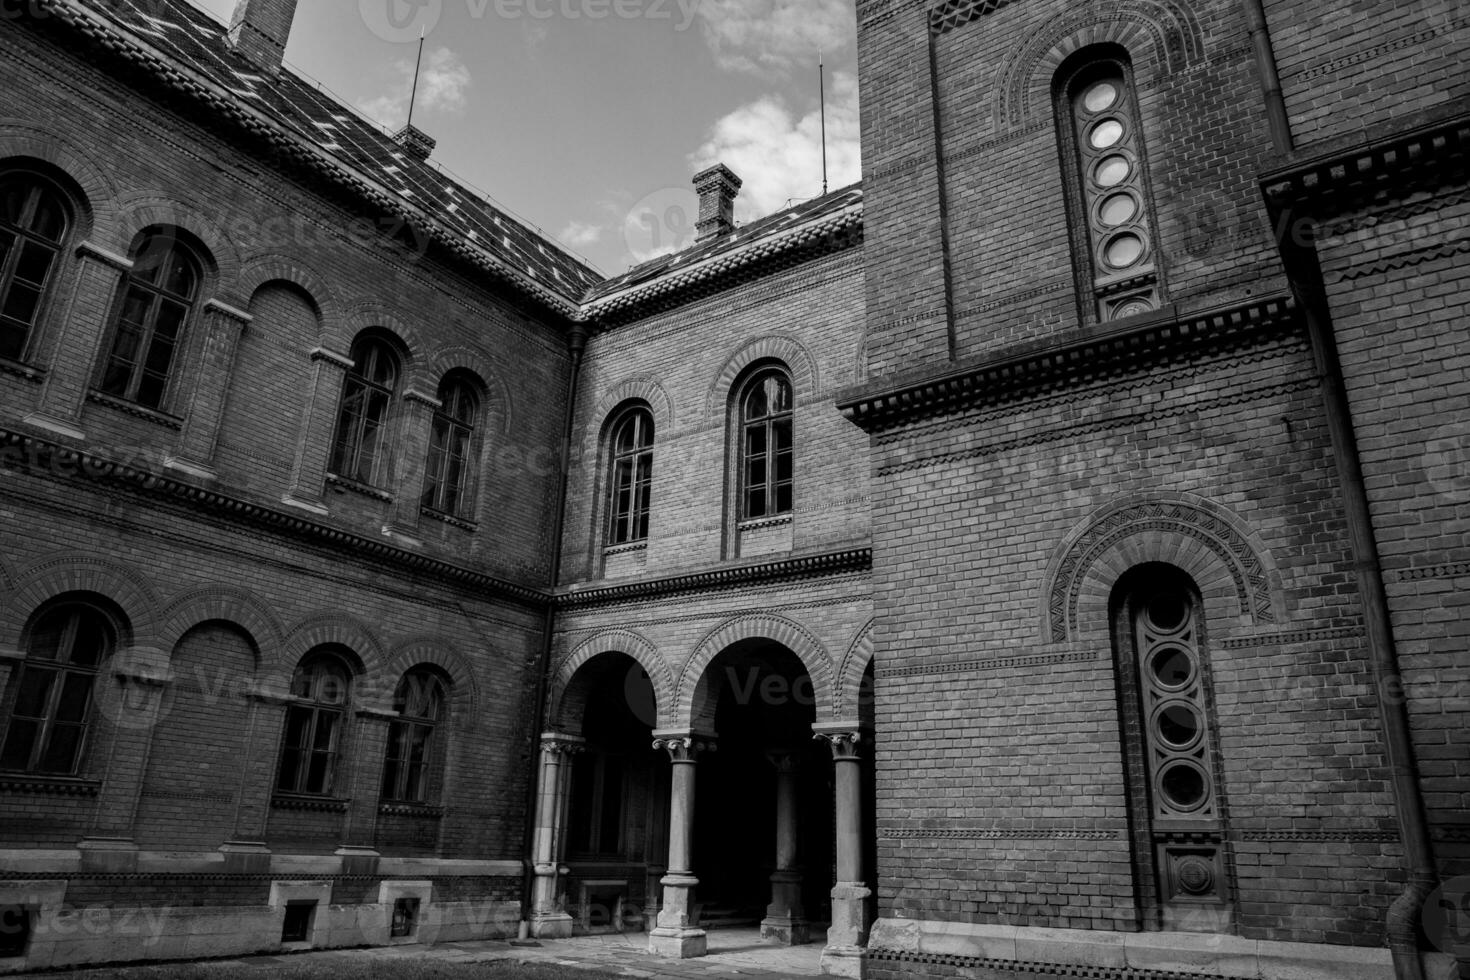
[18,928,825,979]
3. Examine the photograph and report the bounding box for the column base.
[531,912,575,939]
[827,882,873,949]
[761,915,811,945]
[649,926,708,958]
[820,944,868,978]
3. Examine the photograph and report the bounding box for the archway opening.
[692,639,830,937]
[559,652,665,934]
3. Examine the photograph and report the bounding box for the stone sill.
[86,390,183,430]
[0,775,101,796]
[270,794,349,813]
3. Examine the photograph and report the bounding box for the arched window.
[0,172,70,363]
[276,651,351,796]
[1113,565,1232,932]
[739,368,794,520]
[99,232,201,409]
[606,406,654,545]
[422,375,479,518]
[382,670,447,804]
[0,602,112,775]
[330,335,401,487]
[1058,51,1163,322]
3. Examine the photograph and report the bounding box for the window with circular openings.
[1062,58,1162,321]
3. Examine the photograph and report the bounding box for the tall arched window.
[1058,50,1163,322]
[0,172,70,363]
[99,232,201,410]
[422,375,479,518]
[330,335,401,487]
[606,406,654,545]
[740,369,794,520]
[0,602,112,775]
[276,651,351,796]
[1113,565,1232,932]
[382,670,447,804]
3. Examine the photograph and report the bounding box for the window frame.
[381,669,447,805]
[737,367,795,522]
[1054,48,1167,324]
[604,404,655,547]
[98,231,203,411]
[421,375,481,520]
[0,602,114,777]
[0,171,72,365]
[275,651,352,797]
[329,335,403,489]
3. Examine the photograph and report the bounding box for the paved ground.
[20,928,824,979]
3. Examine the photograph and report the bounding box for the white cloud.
[690,71,861,222]
[559,220,605,249]
[695,0,855,74]
[356,47,473,130]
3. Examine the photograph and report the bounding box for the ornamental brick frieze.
[877,648,1098,680]
[1048,503,1275,642]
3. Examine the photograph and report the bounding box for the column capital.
[814,726,863,759]
[309,346,354,370]
[202,298,254,326]
[75,240,134,271]
[402,388,443,410]
[540,732,586,755]
[766,750,801,774]
[652,732,716,762]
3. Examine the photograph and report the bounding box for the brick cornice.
[0,426,548,609]
[556,548,872,610]
[584,207,862,328]
[838,295,1298,432]
[1261,109,1470,219]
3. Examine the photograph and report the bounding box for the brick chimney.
[693,164,742,241]
[394,124,436,161]
[227,0,299,73]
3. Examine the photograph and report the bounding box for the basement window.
[281,901,316,944]
[0,905,31,958]
[391,897,421,939]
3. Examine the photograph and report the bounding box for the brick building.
[0,0,1465,979]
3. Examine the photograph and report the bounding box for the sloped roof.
[38,0,603,307]
[585,184,863,321]
[28,0,862,323]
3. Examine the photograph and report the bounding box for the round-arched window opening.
[1082,81,1119,113]
[1111,297,1155,320]
[1093,155,1132,188]
[1159,760,1209,811]
[1150,646,1194,690]
[1089,119,1125,149]
[1155,702,1203,748]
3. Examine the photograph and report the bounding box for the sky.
[186,0,863,276]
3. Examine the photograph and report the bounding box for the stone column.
[166,299,253,480]
[281,346,353,514]
[815,725,871,979]
[384,387,439,540]
[337,706,394,875]
[531,732,583,939]
[761,750,809,944]
[220,687,289,873]
[648,733,713,959]
[80,657,173,872]
[23,241,132,441]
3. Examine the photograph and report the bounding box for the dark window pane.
[775,448,793,482]
[30,192,66,241]
[0,322,25,362]
[68,615,109,667]
[0,183,25,226]
[39,723,82,774]
[0,283,40,329]
[14,240,54,285]
[11,669,54,717]
[135,373,165,409]
[311,712,338,752]
[306,752,331,794]
[744,383,768,421]
[0,719,39,770]
[25,615,64,661]
[747,487,767,518]
[775,482,793,514]
[162,251,196,299]
[54,673,92,724]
